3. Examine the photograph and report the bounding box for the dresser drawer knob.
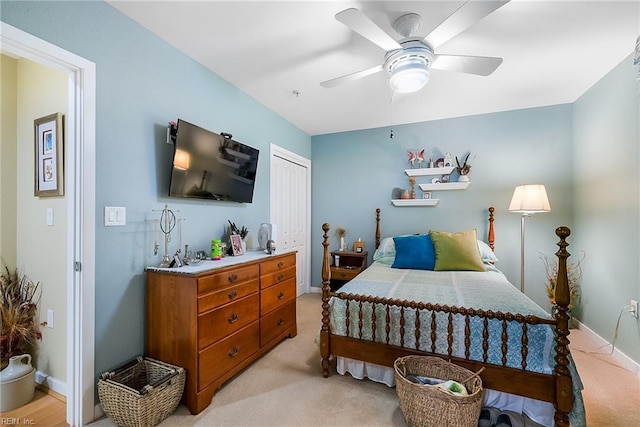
[228,290,237,300]
[278,261,284,269]
[277,318,284,326]
[277,292,285,300]
[228,346,239,358]
[277,273,284,281]
[228,274,237,283]
[228,313,238,324]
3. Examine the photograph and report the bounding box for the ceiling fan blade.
[320,65,385,89]
[431,54,503,76]
[335,8,402,52]
[424,1,510,49]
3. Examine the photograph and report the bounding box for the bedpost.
[375,208,381,249]
[488,207,495,251]
[553,226,573,427]
[320,223,332,377]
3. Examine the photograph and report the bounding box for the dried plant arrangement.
[1,267,44,368]
[540,251,584,310]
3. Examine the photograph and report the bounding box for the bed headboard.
[374,206,496,251]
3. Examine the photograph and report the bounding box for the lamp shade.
[508,184,551,213]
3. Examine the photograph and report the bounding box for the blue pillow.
[391,234,436,270]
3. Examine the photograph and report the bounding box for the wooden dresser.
[146,251,297,414]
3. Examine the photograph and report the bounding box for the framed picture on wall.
[34,113,64,197]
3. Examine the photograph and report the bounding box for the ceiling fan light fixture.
[389,61,430,93]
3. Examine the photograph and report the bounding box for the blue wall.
[2,0,311,381]
[311,105,574,310]
[573,54,640,363]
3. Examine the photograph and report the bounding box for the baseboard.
[35,370,67,396]
[309,286,321,294]
[573,318,640,377]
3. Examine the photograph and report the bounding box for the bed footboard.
[320,209,573,427]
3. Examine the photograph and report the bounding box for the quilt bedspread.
[330,262,554,373]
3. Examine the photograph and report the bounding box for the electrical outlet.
[631,300,638,319]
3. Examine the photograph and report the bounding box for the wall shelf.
[419,181,471,191]
[405,167,454,176]
[391,199,439,207]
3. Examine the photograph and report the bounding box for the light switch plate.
[104,206,126,226]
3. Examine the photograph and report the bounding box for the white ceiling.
[108,1,639,136]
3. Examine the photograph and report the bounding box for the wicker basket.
[394,356,483,427]
[98,356,185,427]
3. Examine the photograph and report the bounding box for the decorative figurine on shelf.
[444,152,453,167]
[407,151,416,168]
[416,149,425,168]
[409,176,416,199]
[455,152,472,182]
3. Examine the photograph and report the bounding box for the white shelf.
[391,199,439,207]
[419,181,471,191]
[405,167,454,177]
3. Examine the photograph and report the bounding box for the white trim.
[270,144,311,295]
[573,318,640,377]
[35,370,67,396]
[1,22,97,426]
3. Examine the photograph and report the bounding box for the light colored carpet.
[91,293,639,426]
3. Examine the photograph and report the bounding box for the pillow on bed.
[478,240,499,263]
[430,229,486,271]
[372,236,396,264]
[391,234,435,270]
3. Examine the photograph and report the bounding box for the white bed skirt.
[337,356,554,427]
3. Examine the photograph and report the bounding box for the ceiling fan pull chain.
[389,91,396,140]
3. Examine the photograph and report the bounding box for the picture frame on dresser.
[230,234,244,256]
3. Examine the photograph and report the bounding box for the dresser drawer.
[198,322,259,390]
[260,278,295,316]
[260,265,296,289]
[260,301,296,346]
[198,280,259,314]
[198,264,259,295]
[198,294,259,349]
[260,253,296,275]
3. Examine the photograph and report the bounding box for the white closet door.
[271,149,309,296]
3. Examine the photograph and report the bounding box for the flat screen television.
[169,119,259,203]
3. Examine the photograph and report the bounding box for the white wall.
[1,55,18,270]
[15,57,68,382]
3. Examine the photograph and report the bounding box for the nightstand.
[329,250,368,291]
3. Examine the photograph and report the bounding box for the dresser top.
[146,250,295,275]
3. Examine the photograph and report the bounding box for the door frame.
[1,22,96,426]
[269,144,311,295]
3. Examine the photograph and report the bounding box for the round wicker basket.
[394,356,483,427]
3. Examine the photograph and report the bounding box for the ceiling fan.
[320,1,510,93]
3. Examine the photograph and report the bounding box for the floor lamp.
[508,184,551,293]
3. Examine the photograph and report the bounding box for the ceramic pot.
[0,354,35,411]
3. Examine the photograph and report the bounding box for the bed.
[319,208,584,427]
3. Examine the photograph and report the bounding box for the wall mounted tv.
[169,119,259,203]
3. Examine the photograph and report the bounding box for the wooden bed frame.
[320,207,574,427]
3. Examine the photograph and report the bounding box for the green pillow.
[430,229,486,272]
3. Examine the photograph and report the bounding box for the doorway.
[270,144,311,296]
[1,22,96,426]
